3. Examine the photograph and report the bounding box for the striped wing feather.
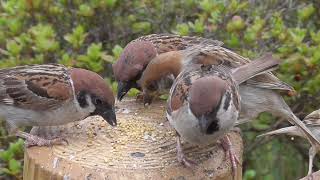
[0,64,73,111]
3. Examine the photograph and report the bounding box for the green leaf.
[310,30,320,44]
[6,40,22,56]
[105,0,117,8]
[87,43,102,61]
[0,168,12,176]
[64,25,87,49]
[298,5,315,21]
[188,19,205,34]
[226,33,240,48]
[8,139,24,156]
[159,94,169,100]
[8,159,21,175]
[132,22,151,33]
[112,45,123,60]
[226,16,245,32]
[77,43,104,72]
[0,150,14,162]
[288,28,307,45]
[244,169,256,180]
[78,4,94,17]
[29,24,59,52]
[58,53,73,67]
[209,11,222,25]
[128,88,140,97]
[7,18,23,35]
[175,23,189,36]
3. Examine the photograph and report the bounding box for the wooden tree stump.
[23,99,243,180]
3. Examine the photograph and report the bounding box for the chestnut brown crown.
[189,76,227,117]
[112,40,157,82]
[70,68,115,106]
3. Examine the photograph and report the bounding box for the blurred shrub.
[0,0,320,179]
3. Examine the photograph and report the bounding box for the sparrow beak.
[92,107,117,126]
[117,81,141,101]
[117,81,132,101]
[102,108,117,126]
[143,92,153,106]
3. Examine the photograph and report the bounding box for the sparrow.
[0,64,117,147]
[259,109,320,178]
[166,53,280,176]
[136,42,320,147]
[112,34,223,101]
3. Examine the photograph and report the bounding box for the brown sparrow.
[112,34,223,101]
[259,109,320,178]
[136,41,320,147]
[0,64,116,147]
[166,54,280,175]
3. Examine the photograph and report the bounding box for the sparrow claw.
[176,135,196,168]
[177,152,196,167]
[17,131,68,147]
[25,136,68,147]
[221,135,240,178]
[135,94,144,103]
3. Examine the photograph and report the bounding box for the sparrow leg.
[306,146,317,180]
[221,135,240,177]
[176,135,196,167]
[16,131,68,147]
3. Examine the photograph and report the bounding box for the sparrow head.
[189,76,227,134]
[70,68,116,126]
[112,40,157,101]
[137,51,183,105]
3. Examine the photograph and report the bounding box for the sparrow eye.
[95,98,102,105]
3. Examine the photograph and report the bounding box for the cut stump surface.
[23,99,243,180]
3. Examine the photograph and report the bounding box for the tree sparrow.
[137,43,320,147]
[112,34,223,101]
[0,64,116,147]
[259,109,320,178]
[166,53,280,176]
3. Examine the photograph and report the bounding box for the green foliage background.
[0,0,319,179]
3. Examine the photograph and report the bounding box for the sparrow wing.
[183,45,294,92]
[231,53,279,84]
[258,110,320,140]
[135,33,223,54]
[0,64,73,111]
[304,109,320,127]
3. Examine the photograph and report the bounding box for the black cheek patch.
[77,91,88,108]
[223,92,231,111]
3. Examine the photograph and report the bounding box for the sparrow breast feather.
[166,54,279,173]
[0,64,116,146]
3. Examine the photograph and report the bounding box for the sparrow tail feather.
[257,126,304,138]
[232,53,279,84]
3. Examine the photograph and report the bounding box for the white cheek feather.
[216,93,238,131]
[70,77,96,118]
